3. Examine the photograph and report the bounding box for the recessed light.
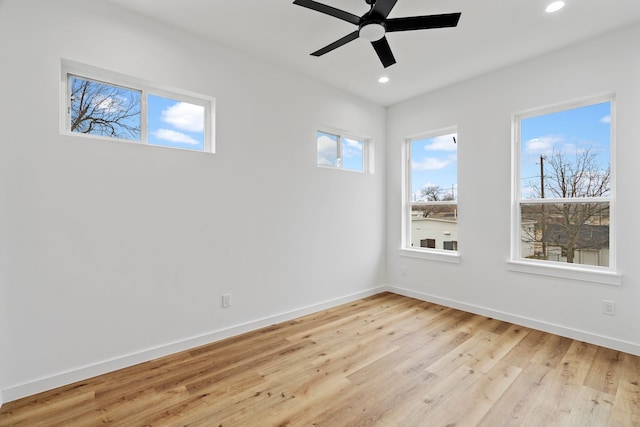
[545,1,565,13]
[378,76,390,83]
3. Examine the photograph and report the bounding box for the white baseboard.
[386,285,640,357]
[7,284,635,406]
[2,286,385,404]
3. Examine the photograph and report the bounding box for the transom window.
[316,130,370,172]
[62,61,214,153]
[512,96,614,271]
[406,128,458,253]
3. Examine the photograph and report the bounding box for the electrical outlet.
[602,300,615,316]
[222,294,231,308]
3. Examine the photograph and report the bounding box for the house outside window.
[512,96,615,273]
[406,128,458,254]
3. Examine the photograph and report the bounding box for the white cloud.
[524,135,563,155]
[600,115,611,124]
[161,102,204,132]
[153,129,199,145]
[342,138,363,158]
[424,133,457,151]
[412,157,452,171]
[317,134,337,166]
[92,95,129,113]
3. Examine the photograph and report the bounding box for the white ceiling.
[108,0,640,106]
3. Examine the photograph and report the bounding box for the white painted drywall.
[386,23,640,355]
[0,0,386,401]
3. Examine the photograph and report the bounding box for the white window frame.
[316,128,373,173]
[60,59,215,153]
[508,94,621,285]
[400,127,460,263]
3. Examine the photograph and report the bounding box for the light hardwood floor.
[1,292,639,426]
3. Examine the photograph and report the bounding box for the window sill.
[399,248,461,264]
[506,260,622,286]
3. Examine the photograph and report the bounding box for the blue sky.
[317,131,364,171]
[409,101,610,202]
[410,132,458,201]
[520,101,611,198]
[148,95,205,151]
[70,77,141,140]
[70,77,205,151]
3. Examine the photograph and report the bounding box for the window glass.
[148,95,205,151]
[317,130,368,172]
[341,137,364,171]
[317,131,339,167]
[64,62,213,153]
[516,100,612,267]
[69,75,141,141]
[408,130,458,252]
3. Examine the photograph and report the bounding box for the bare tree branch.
[70,77,141,140]
[525,146,610,263]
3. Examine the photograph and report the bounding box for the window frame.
[400,126,460,263]
[316,128,372,173]
[509,94,621,285]
[60,59,215,153]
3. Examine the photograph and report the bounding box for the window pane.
[408,131,458,252]
[148,95,205,152]
[69,76,140,140]
[341,137,364,172]
[410,203,458,250]
[520,202,609,267]
[317,131,339,167]
[410,133,457,202]
[421,238,436,249]
[443,241,458,251]
[520,102,611,199]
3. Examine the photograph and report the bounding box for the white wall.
[0,0,386,401]
[387,23,640,355]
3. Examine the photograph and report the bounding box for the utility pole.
[540,155,546,258]
[540,155,545,199]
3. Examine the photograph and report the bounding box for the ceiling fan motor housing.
[293,0,461,68]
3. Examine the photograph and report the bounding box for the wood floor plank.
[1,292,639,426]
[0,390,97,427]
[565,386,616,427]
[608,352,640,426]
[432,361,523,427]
[584,346,625,395]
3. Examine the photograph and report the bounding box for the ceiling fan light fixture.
[359,22,386,41]
[294,0,461,68]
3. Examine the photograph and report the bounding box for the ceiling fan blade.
[370,0,398,19]
[311,31,360,56]
[371,36,396,68]
[386,13,461,32]
[293,0,361,25]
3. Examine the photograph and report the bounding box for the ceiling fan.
[293,0,461,68]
